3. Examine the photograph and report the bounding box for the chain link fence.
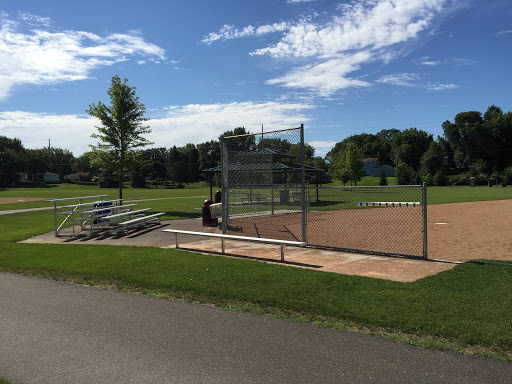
[219,126,427,259]
[306,185,427,258]
[221,126,307,242]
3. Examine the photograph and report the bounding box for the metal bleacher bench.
[162,229,306,262]
[112,212,165,234]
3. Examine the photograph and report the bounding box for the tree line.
[1,76,510,189]
[327,105,512,186]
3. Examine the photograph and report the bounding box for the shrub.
[77,172,92,182]
[379,170,388,186]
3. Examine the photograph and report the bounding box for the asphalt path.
[1,273,510,383]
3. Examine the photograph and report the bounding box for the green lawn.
[2,180,512,212]
[0,182,212,211]
[0,210,511,360]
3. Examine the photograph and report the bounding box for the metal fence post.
[300,124,307,243]
[422,182,428,259]
[221,136,228,234]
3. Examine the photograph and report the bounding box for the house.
[43,172,60,184]
[362,158,395,177]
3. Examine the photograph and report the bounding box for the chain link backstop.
[220,126,427,259]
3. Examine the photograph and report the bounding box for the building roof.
[202,161,324,173]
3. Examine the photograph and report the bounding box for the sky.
[0,0,511,158]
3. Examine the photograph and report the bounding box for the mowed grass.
[0,182,211,211]
[0,211,511,360]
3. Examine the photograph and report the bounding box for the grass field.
[0,206,511,360]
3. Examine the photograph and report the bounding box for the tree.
[420,140,445,176]
[332,150,350,185]
[0,136,24,187]
[379,170,388,186]
[222,127,256,151]
[24,149,48,181]
[396,162,416,185]
[87,76,153,200]
[197,140,220,171]
[345,143,365,185]
[288,142,315,162]
[331,143,364,185]
[391,128,433,171]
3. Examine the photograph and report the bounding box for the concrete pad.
[20,218,454,282]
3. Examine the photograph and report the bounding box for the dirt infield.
[428,199,512,262]
[226,200,512,262]
[226,207,423,257]
[18,199,512,282]
[0,197,46,204]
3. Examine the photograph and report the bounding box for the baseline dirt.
[0,197,46,204]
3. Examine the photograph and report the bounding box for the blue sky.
[0,0,511,157]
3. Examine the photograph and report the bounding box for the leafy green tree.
[420,140,445,176]
[0,136,24,187]
[222,127,256,151]
[345,143,365,185]
[288,142,315,162]
[442,111,487,171]
[48,147,74,177]
[87,76,153,200]
[391,128,433,171]
[24,149,48,181]
[332,150,350,186]
[183,143,200,182]
[73,152,95,174]
[197,140,220,171]
[259,138,292,153]
[172,161,188,188]
[331,143,364,185]
[396,162,416,185]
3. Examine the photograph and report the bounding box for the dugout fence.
[220,126,428,259]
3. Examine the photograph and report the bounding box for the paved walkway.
[1,273,510,383]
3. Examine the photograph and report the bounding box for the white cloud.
[0,14,166,101]
[202,22,289,45]
[18,12,51,27]
[251,0,446,58]
[415,56,440,65]
[151,101,314,147]
[496,29,512,36]
[204,0,450,95]
[0,111,95,154]
[0,102,314,155]
[308,141,337,157]
[426,82,457,91]
[267,51,372,95]
[376,73,419,87]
